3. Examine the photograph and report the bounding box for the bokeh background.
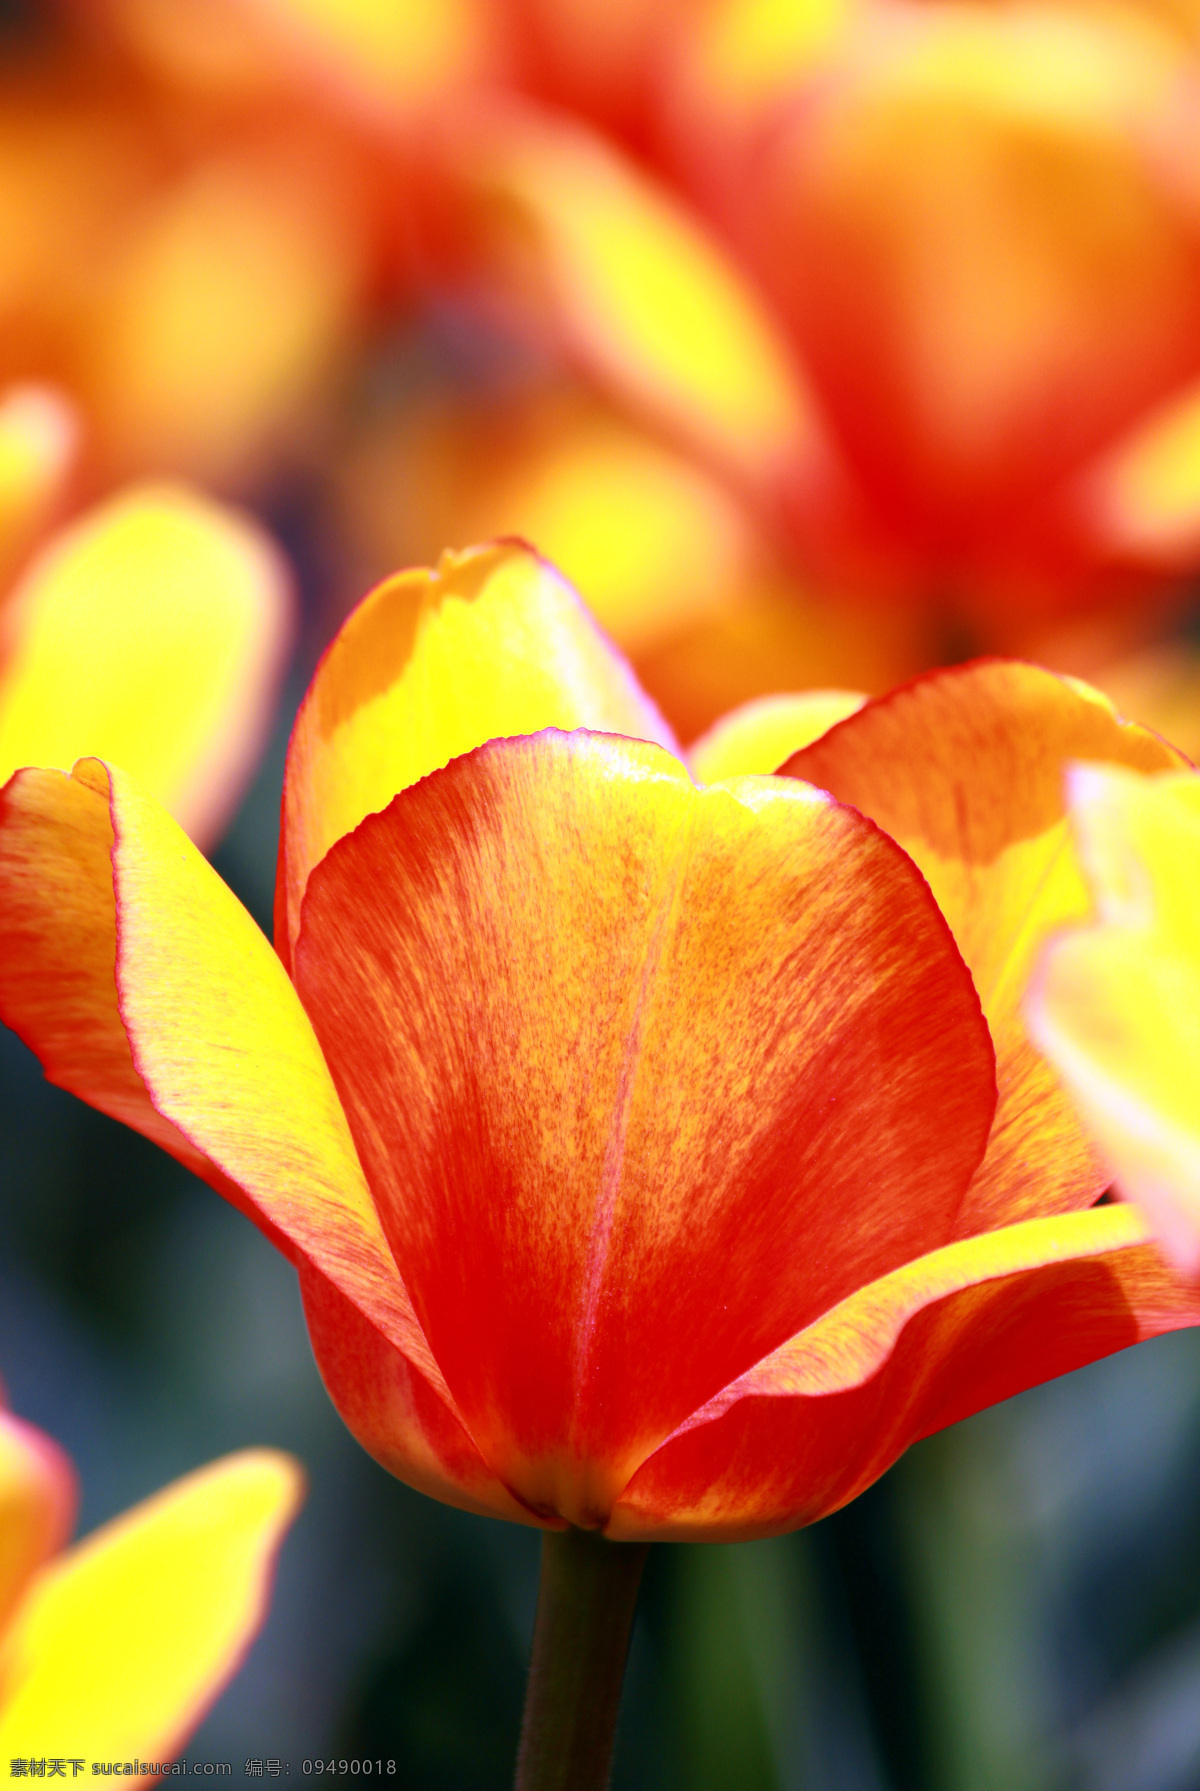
[7,0,1200,1784]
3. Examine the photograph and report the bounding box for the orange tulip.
[0,1403,301,1758]
[0,538,1195,1547]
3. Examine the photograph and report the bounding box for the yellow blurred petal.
[0,386,77,583]
[0,1414,76,1639]
[278,539,677,961]
[106,762,444,1390]
[1028,765,1200,1269]
[688,690,867,781]
[0,485,292,848]
[1068,761,1200,938]
[684,0,862,115]
[252,0,492,110]
[456,113,819,486]
[0,1451,302,1762]
[80,145,367,484]
[1083,377,1200,564]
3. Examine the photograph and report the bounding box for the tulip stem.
[515,1526,650,1791]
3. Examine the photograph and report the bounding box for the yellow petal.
[0,386,77,586]
[0,484,291,848]
[105,760,444,1389]
[1028,764,1200,1270]
[688,690,868,782]
[256,0,492,111]
[277,539,676,962]
[449,111,820,488]
[0,1414,76,1638]
[682,0,863,116]
[1081,377,1200,566]
[0,1451,303,1762]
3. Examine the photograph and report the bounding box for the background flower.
[0,1399,302,1757]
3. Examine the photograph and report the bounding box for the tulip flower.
[1,540,1198,1785]
[0,383,291,846]
[1027,763,1200,1274]
[0,1401,301,1758]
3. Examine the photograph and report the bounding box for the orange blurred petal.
[78,141,369,484]
[0,1413,76,1639]
[784,660,1185,1231]
[750,2,1200,559]
[293,730,995,1525]
[335,386,767,660]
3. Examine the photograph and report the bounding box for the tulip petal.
[0,759,448,1400]
[0,484,292,848]
[0,1451,302,1762]
[0,1414,76,1637]
[0,385,77,585]
[276,539,676,964]
[0,763,232,1196]
[612,1204,1199,1539]
[299,1263,545,1526]
[783,660,1185,1232]
[440,110,823,490]
[1079,377,1200,569]
[294,730,995,1525]
[108,761,452,1387]
[1027,764,1200,1272]
[688,690,867,782]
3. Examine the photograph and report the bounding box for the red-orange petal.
[293,729,995,1526]
[612,1205,1200,1539]
[783,660,1185,1233]
[299,1264,544,1527]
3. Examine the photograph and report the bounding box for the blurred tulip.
[394,0,1200,618]
[0,1404,302,1757]
[0,539,1197,1544]
[0,13,385,486]
[1027,763,1200,1273]
[0,383,292,846]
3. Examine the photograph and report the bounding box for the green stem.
[515,1526,651,1791]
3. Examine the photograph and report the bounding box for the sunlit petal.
[0,1452,302,1760]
